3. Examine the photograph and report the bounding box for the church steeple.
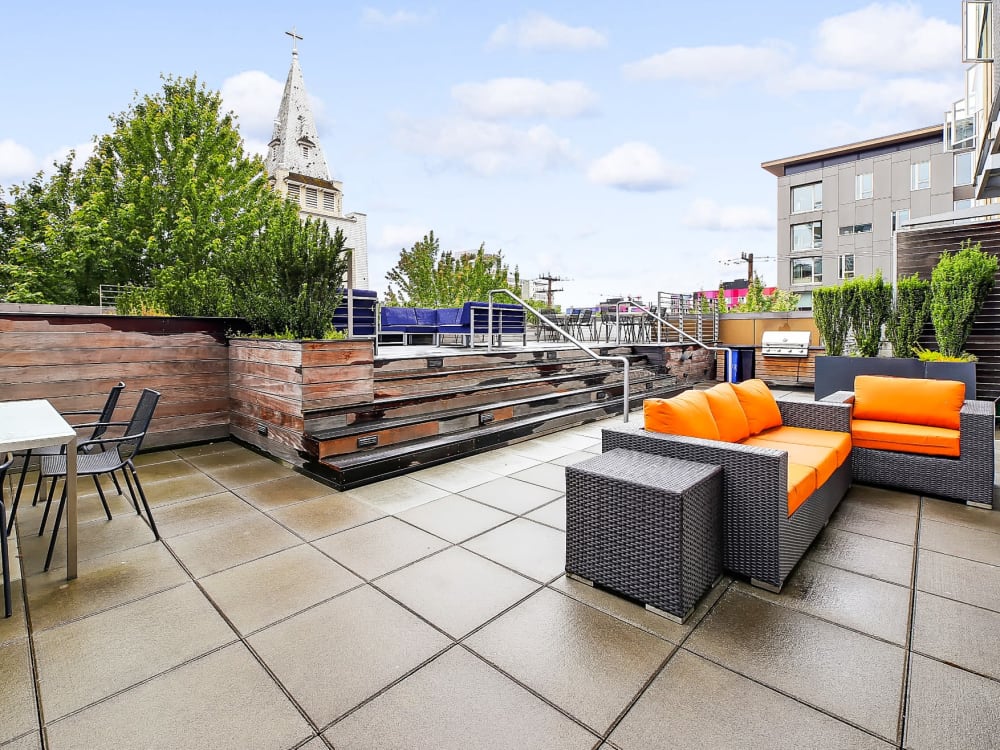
[265,31,331,181]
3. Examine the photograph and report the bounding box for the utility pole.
[536,273,567,308]
[742,252,754,284]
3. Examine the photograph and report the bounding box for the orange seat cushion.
[644,390,721,440]
[787,462,817,517]
[704,382,751,443]
[755,425,852,465]
[851,419,960,457]
[743,436,840,487]
[854,375,965,430]
[732,379,783,435]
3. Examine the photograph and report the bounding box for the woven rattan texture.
[565,449,722,618]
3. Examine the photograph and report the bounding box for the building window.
[792,221,823,251]
[954,150,974,186]
[791,182,822,213]
[305,187,318,208]
[839,223,873,236]
[791,256,823,285]
[855,172,873,200]
[322,191,337,211]
[286,183,300,202]
[301,145,311,159]
[911,161,930,190]
[839,254,855,279]
[963,1,993,62]
[891,209,910,230]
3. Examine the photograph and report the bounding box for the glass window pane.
[955,151,974,186]
[964,1,993,62]
[911,161,930,190]
[855,172,873,200]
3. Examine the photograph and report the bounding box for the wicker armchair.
[602,399,852,591]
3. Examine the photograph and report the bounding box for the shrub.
[845,271,892,357]
[812,284,851,356]
[885,274,931,358]
[930,240,998,358]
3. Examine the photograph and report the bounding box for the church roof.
[265,48,331,181]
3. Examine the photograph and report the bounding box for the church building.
[264,35,369,289]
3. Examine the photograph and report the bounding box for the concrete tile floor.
[1,398,999,749]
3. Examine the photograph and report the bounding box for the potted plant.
[885,273,931,358]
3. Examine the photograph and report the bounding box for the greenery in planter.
[930,239,998,358]
[812,284,851,356]
[885,274,931,358]
[913,345,977,363]
[845,270,891,357]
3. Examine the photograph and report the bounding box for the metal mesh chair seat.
[39,449,130,478]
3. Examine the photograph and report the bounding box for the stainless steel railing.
[626,299,733,374]
[486,290,633,423]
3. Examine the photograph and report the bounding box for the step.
[307,381,689,489]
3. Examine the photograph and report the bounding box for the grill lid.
[761,330,810,357]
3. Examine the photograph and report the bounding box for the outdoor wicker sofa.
[603,383,853,592]
[822,375,995,509]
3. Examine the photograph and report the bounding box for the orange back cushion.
[644,390,721,440]
[704,382,751,442]
[853,375,965,430]
[732,379,783,435]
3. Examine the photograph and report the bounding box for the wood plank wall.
[229,339,374,463]
[0,314,233,448]
[896,222,1000,401]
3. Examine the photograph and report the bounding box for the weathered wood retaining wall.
[0,314,233,448]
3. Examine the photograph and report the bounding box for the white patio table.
[0,400,78,579]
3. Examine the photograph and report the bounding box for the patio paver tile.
[501,440,581,462]
[915,549,1000,612]
[33,583,236,720]
[828,500,917,546]
[524,496,566,531]
[151,491,259,539]
[19,516,160,578]
[0,638,38,744]
[199,544,361,635]
[232,474,335,511]
[208,459,296,490]
[396,494,514,544]
[0,581,27,648]
[465,588,674,734]
[1,732,42,749]
[140,473,227,508]
[407,462,500,494]
[324,646,598,750]
[130,459,203,484]
[509,462,567,493]
[341,475,449,514]
[268,493,384,541]
[548,451,596,468]
[685,589,904,741]
[921,498,1000,535]
[807,526,914,586]
[165,514,300,579]
[904,654,1000,750]
[179,447,263,471]
[911,591,1000,680]
[377,547,539,638]
[459,476,561,515]
[462,518,565,583]
[458,450,541,476]
[610,649,892,750]
[249,585,450,728]
[313,516,449,580]
[839,485,919,517]
[919,519,1000,567]
[173,442,251,460]
[43,643,312,750]
[131,449,180,467]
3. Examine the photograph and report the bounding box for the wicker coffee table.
[565,448,723,623]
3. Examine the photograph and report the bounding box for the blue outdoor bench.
[436,302,526,347]
[379,307,440,345]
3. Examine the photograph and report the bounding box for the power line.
[535,273,569,308]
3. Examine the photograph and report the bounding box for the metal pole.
[487,299,494,352]
[346,265,355,338]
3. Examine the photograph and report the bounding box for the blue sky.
[0,2,961,306]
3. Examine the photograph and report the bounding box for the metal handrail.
[487,289,633,422]
[625,298,733,371]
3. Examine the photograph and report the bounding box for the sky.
[0,1,964,307]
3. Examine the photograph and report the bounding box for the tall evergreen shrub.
[885,274,931,358]
[930,240,998,358]
[846,271,892,357]
[812,284,850,356]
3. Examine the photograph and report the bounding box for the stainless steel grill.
[761,330,810,357]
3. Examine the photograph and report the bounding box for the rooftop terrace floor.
[2,388,999,749]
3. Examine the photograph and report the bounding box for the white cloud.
[774,65,870,94]
[488,13,606,52]
[623,44,789,84]
[394,116,575,175]
[0,139,37,182]
[452,78,598,119]
[43,141,95,169]
[683,198,773,231]
[816,3,959,74]
[857,77,957,122]
[379,224,430,247]
[221,71,285,137]
[362,8,423,26]
[587,142,688,192]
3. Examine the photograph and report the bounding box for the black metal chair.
[1,452,14,617]
[575,309,594,340]
[36,389,161,572]
[8,382,126,534]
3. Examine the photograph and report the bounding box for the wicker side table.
[565,448,723,623]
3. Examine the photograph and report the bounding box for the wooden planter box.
[229,338,374,463]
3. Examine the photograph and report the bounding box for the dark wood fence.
[896,221,1000,401]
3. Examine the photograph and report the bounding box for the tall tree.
[385,232,520,306]
[74,74,277,312]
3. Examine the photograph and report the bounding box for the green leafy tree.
[731,274,800,312]
[845,270,892,357]
[812,284,850,356]
[930,240,998,357]
[74,74,276,312]
[385,232,520,306]
[228,205,349,338]
[716,284,727,315]
[885,274,931,358]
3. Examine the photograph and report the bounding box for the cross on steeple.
[285,27,303,55]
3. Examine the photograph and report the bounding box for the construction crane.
[720,252,776,284]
